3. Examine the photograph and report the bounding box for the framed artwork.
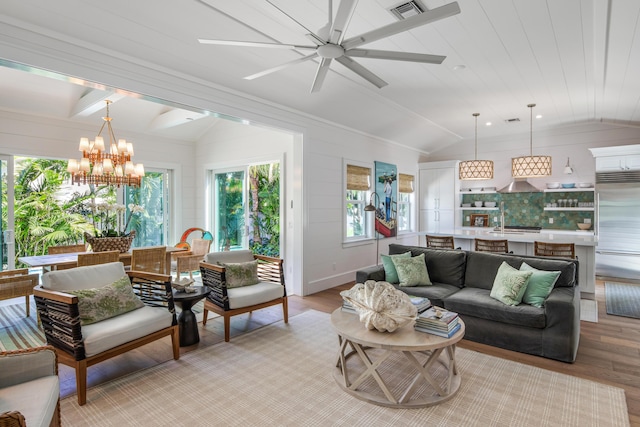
[470,214,489,227]
[374,161,397,238]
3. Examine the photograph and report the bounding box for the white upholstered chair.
[34,262,179,406]
[199,250,287,342]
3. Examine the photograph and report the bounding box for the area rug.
[0,303,45,351]
[580,299,598,323]
[60,310,629,427]
[605,282,640,319]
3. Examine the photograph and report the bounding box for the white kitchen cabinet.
[418,161,460,233]
[595,155,640,172]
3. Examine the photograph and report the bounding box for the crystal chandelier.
[511,103,551,178]
[459,113,494,180]
[67,100,145,187]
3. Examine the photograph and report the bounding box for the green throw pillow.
[222,260,259,288]
[380,251,411,283]
[68,275,144,325]
[392,253,432,287]
[490,262,533,306]
[520,262,561,308]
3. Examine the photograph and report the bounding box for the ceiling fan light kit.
[511,103,552,178]
[459,113,494,180]
[198,0,461,93]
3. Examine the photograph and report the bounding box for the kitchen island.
[420,229,597,298]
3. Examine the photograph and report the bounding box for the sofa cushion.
[389,244,466,287]
[520,262,561,308]
[67,275,144,325]
[0,376,59,427]
[393,282,460,308]
[81,305,174,357]
[380,252,411,284]
[41,261,126,291]
[490,262,533,306]
[227,282,284,309]
[393,254,432,287]
[221,260,259,288]
[444,288,547,329]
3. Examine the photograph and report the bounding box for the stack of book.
[415,306,461,338]
[408,296,431,313]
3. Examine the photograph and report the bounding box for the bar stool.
[425,235,455,249]
[475,238,509,253]
[534,241,576,258]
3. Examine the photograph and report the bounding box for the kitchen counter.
[420,228,597,297]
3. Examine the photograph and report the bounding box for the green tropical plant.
[8,158,95,263]
[248,164,280,257]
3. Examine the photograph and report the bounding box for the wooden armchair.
[0,269,39,317]
[34,262,179,406]
[172,239,211,280]
[200,250,287,342]
[0,346,60,427]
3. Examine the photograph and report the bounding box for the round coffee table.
[172,286,210,347]
[331,308,464,408]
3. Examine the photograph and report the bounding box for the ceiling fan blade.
[329,0,358,44]
[310,58,332,93]
[266,0,324,43]
[245,53,318,80]
[341,1,461,50]
[335,56,387,88]
[198,39,317,50]
[346,48,445,64]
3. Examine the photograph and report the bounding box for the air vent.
[596,170,640,184]
[390,1,424,20]
[505,118,521,123]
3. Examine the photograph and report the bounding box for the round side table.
[172,286,210,346]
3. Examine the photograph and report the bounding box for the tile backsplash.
[461,191,594,230]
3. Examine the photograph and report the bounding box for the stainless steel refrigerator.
[596,171,640,280]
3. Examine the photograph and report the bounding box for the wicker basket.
[84,231,135,253]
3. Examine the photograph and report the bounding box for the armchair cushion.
[205,250,254,265]
[67,275,144,325]
[227,282,285,310]
[81,305,174,357]
[0,377,59,427]
[221,260,259,288]
[41,261,126,291]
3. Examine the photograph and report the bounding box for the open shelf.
[544,188,594,193]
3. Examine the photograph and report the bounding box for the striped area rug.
[0,303,45,351]
[60,310,629,426]
[605,282,640,319]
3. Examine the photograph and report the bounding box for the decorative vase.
[84,231,136,253]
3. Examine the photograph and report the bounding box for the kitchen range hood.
[498,178,541,193]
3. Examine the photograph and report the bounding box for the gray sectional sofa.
[355,244,580,363]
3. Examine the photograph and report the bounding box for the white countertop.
[424,228,598,247]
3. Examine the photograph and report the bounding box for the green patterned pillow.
[222,260,259,288]
[520,262,561,308]
[67,275,144,325]
[380,251,411,283]
[490,262,533,306]
[392,253,432,287]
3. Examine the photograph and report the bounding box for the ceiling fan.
[198,0,460,93]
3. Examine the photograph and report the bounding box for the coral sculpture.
[340,280,417,332]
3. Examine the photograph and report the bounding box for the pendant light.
[459,113,494,180]
[511,104,551,178]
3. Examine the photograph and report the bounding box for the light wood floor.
[57,280,640,426]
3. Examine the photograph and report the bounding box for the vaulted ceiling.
[1,0,639,154]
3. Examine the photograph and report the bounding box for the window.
[345,163,371,240]
[397,173,414,233]
[124,169,171,247]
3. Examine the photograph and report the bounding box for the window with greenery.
[124,170,169,247]
[248,163,280,257]
[345,163,371,240]
[397,173,414,233]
